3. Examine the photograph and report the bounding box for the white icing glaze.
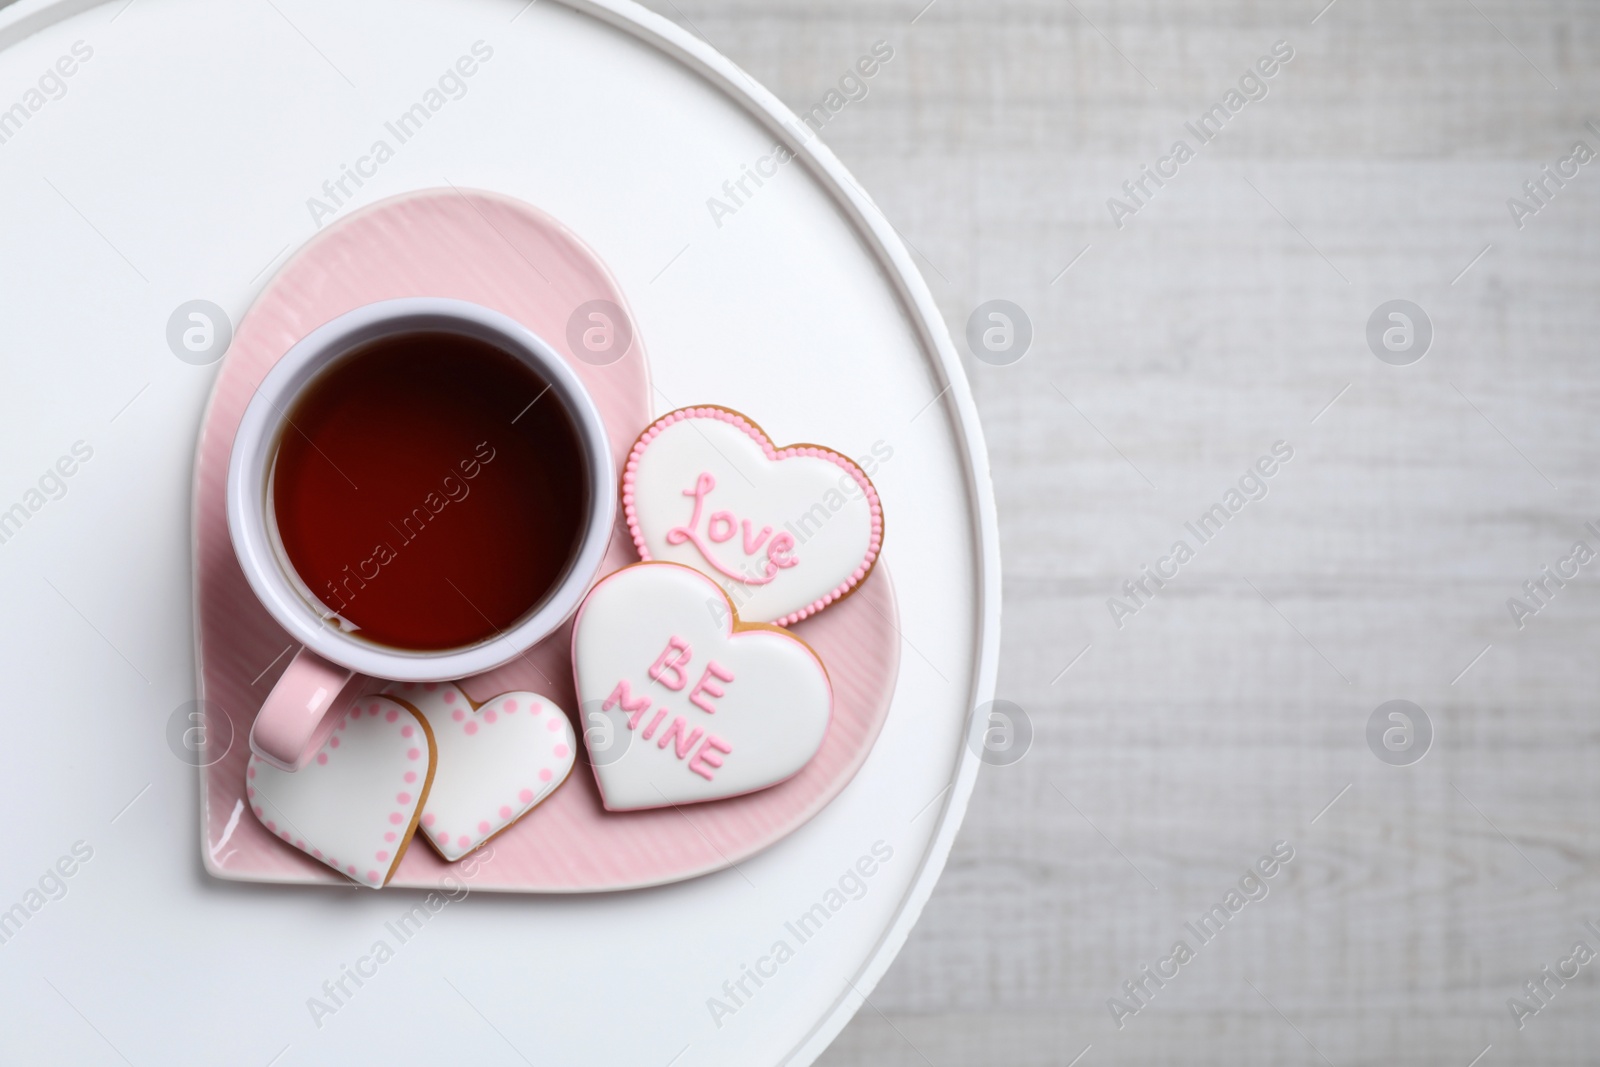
[571,562,832,811]
[381,681,575,861]
[246,696,433,888]
[623,408,882,626]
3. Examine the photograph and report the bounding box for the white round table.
[0,0,999,1062]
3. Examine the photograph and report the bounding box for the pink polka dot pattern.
[244,696,431,890]
[378,681,576,862]
[620,406,884,626]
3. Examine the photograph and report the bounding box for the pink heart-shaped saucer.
[197,189,900,892]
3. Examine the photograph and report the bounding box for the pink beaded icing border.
[621,406,885,627]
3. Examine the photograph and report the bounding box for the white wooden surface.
[634,1,1600,1063]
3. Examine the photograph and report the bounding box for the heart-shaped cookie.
[622,406,884,626]
[572,562,832,810]
[246,696,435,888]
[381,682,576,861]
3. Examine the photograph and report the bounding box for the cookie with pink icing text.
[246,696,435,888]
[572,561,832,810]
[622,406,884,626]
[381,682,576,861]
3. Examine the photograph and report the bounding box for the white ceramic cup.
[227,298,615,771]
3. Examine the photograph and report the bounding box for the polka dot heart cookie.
[246,696,435,889]
[382,682,576,862]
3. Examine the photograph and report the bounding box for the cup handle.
[250,647,357,771]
